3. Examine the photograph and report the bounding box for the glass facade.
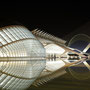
[0,25,46,90]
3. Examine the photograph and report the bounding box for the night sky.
[0,3,90,38]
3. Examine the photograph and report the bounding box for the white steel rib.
[0,25,46,90]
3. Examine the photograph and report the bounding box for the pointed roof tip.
[32,30,66,44]
[32,29,38,33]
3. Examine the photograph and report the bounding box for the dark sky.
[0,3,90,38]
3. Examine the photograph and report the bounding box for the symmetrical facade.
[0,25,89,90]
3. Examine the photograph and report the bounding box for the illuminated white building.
[32,30,87,86]
[0,25,46,90]
[0,25,88,90]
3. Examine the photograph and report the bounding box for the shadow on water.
[27,73,90,90]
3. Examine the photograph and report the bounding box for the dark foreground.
[27,73,90,90]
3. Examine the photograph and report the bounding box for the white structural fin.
[32,29,66,45]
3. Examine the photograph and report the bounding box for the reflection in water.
[28,73,90,90]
